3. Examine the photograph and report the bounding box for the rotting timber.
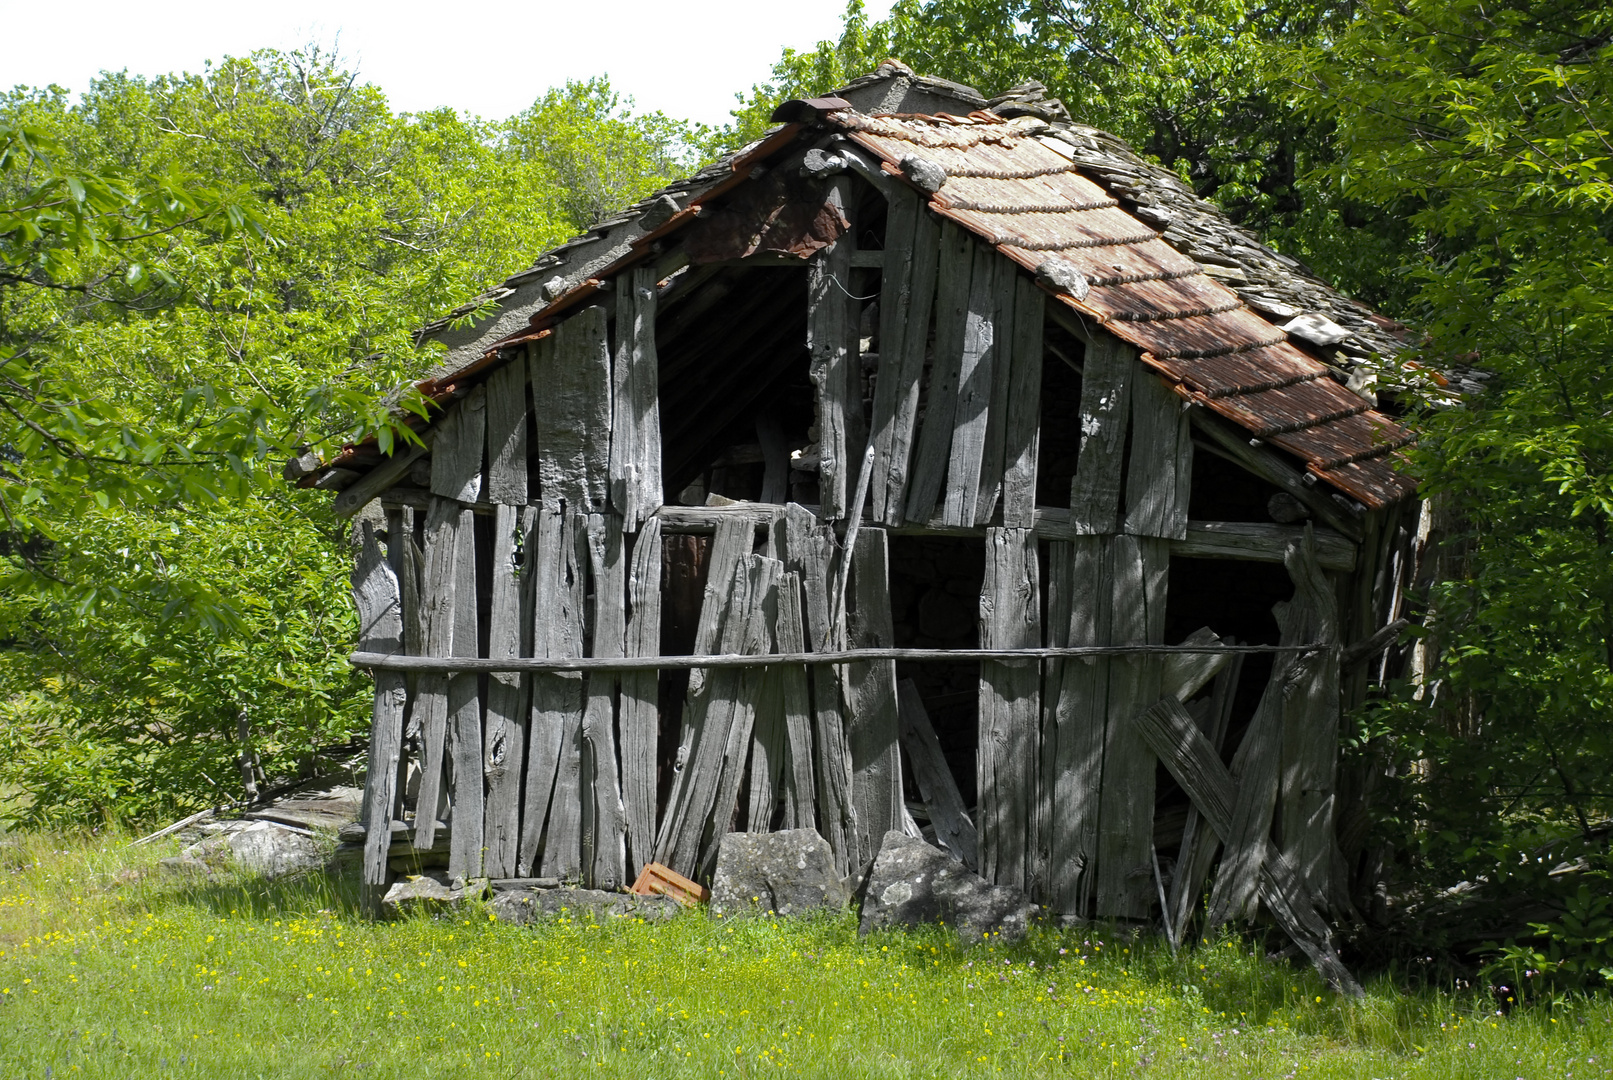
[313,65,1423,994]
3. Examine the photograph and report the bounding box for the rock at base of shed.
[859,831,1036,943]
[489,883,681,926]
[381,871,487,919]
[710,829,851,918]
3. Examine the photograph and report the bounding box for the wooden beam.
[445,504,483,879]
[351,522,407,916]
[870,186,940,526]
[807,178,858,520]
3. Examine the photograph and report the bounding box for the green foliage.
[1487,880,1613,997]
[0,49,700,825]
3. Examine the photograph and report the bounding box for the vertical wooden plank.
[430,385,486,503]
[871,187,941,526]
[846,528,902,867]
[1069,335,1132,534]
[1124,372,1190,540]
[1278,528,1341,903]
[1049,536,1110,917]
[611,268,664,527]
[578,305,614,513]
[943,241,999,528]
[808,178,857,520]
[538,512,590,881]
[412,497,460,851]
[897,679,978,870]
[1093,534,1165,919]
[482,504,529,878]
[529,333,569,511]
[1168,645,1244,944]
[974,255,1017,525]
[582,512,629,889]
[532,307,612,514]
[905,222,974,524]
[775,572,817,830]
[1001,277,1045,529]
[485,361,529,505]
[352,522,406,914]
[978,526,1041,892]
[446,506,483,879]
[781,503,855,873]
[748,588,787,833]
[610,276,639,525]
[518,506,580,876]
[620,516,663,874]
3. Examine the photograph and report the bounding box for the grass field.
[0,831,1608,1078]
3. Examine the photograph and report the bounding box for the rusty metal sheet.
[683,168,850,264]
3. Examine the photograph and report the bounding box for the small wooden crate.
[630,862,709,908]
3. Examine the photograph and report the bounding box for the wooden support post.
[846,528,902,868]
[1069,334,1132,534]
[974,253,1018,525]
[445,505,483,879]
[1125,369,1191,540]
[352,522,406,915]
[897,679,978,870]
[482,504,530,878]
[582,512,629,889]
[620,516,663,874]
[775,572,817,830]
[869,186,940,526]
[430,385,486,503]
[1001,276,1044,529]
[905,221,974,524]
[485,361,528,506]
[944,241,1001,527]
[537,511,589,881]
[1048,536,1110,917]
[610,267,664,528]
[808,178,859,520]
[412,497,461,851]
[979,526,1041,892]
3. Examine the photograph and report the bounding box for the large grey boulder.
[490,884,681,925]
[709,829,851,918]
[859,831,1037,942]
[225,821,324,878]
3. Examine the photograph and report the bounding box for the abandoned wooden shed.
[304,62,1422,973]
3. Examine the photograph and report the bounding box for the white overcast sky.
[3,0,896,128]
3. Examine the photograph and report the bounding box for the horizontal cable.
[352,642,1330,674]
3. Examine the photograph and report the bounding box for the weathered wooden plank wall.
[978,526,1041,892]
[351,522,406,914]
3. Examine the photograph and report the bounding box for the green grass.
[0,832,1609,1078]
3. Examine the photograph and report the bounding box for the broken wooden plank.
[1169,642,1243,945]
[1069,334,1133,535]
[352,521,407,915]
[1048,536,1109,917]
[1160,626,1232,702]
[485,360,529,505]
[430,384,486,503]
[775,571,817,830]
[620,516,663,874]
[1094,534,1166,919]
[412,497,461,851]
[808,178,858,520]
[482,504,530,878]
[446,505,483,879]
[536,511,589,881]
[845,528,903,868]
[944,240,1001,527]
[781,502,855,873]
[905,221,974,524]
[897,679,978,870]
[1134,696,1363,996]
[333,438,430,519]
[1125,369,1190,540]
[978,526,1041,891]
[582,512,629,889]
[1001,275,1044,529]
[1172,520,1356,571]
[869,186,940,526]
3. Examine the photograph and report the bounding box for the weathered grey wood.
[1277,527,1341,903]
[1069,334,1133,535]
[781,503,855,873]
[532,307,613,513]
[538,512,589,881]
[1160,626,1231,702]
[334,439,430,518]
[808,178,857,520]
[1049,536,1109,917]
[870,187,940,526]
[748,608,787,832]
[898,679,978,870]
[845,528,903,867]
[518,506,583,876]
[775,571,816,829]
[944,240,1001,527]
[974,252,1017,525]
[446,505,483,879]
[1001,276,1044,528]
[905,221,975,524]
[1134,696,1362,995]
[610,268,664,527]
[1190,410,1363,541]
[978,526,1041,891]
[482,504,529,878]
[352,521,407,915]
[1124,370,1190,540]
[1207,597,1307,926]
[1171,520,1356,571]
[430,385,486,503]
[485,360,529,505]
[1168,644,1243,945]
[1094,534,1166,918]
[581,512,629,889]
[620,516,663,874]
[412,497,461,851]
